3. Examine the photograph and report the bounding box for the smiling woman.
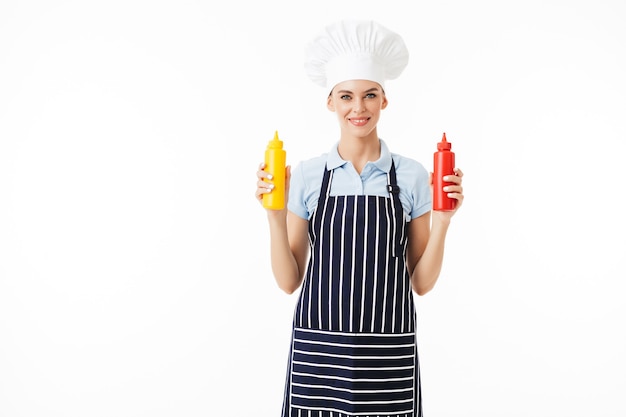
[255,19,464,417]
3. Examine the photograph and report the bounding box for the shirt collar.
[326,139,393,172]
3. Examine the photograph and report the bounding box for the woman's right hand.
[255,163,291,215]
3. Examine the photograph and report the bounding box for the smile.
[349,117,370,126]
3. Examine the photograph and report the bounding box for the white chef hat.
[304,19,409,91]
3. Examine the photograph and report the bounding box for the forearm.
[411,217,450,295]
[267,215,303,294]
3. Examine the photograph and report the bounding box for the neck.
[337,133,380,174]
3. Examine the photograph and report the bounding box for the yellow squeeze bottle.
[262,130,287,210]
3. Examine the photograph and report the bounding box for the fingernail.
[443,186,450,192]
[267,174,273,180]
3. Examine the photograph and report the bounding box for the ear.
[327,95,335,112]
[381,95,389,110]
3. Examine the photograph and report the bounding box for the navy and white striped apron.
[281,162,423,417]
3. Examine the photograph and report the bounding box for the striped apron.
[281,162,423,417]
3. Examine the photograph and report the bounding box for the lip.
[348,117,370,126]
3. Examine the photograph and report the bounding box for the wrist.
[431,213,451,229]
[266,209,288,224]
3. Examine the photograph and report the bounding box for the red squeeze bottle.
[433,132,456,211]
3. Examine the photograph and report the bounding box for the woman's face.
[327,79,388,138]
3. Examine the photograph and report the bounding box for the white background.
[1,0,625,416]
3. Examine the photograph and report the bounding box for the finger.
[443,175,462,185]
[447,192,464,207]
[255,180,274,200]
[257,180,274,192]
[453,167,463,177]
[255,189,272,204]
[284,165,292,194]
[257,163,271,178]
[443,185,463,194]
[257,169,273,181]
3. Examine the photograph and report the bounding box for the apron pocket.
[289,327,416,415]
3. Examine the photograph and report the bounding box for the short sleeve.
[410,162,432,219]
[287,162,310,220]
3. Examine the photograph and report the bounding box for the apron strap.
[387,161,406,257]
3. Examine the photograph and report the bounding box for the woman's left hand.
[432,167,464,220]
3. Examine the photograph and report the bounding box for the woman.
[255,19,464,417]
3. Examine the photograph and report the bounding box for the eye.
[366,93,377,99]
[340,94,352,100]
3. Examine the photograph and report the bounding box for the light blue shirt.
[288,139,432,221]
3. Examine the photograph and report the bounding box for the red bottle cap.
[437,132,451,151]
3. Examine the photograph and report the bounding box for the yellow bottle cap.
[268,130,283,148]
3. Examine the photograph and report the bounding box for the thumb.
[285,165,292,198]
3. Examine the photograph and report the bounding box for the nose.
[353,98,366,113]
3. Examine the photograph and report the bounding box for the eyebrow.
[335,87,381,95]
